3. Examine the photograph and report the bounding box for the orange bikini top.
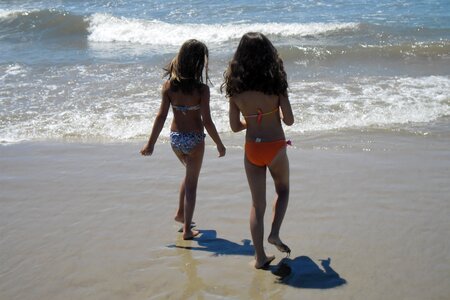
[243,107,279,124]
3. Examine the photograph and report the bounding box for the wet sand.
[1,132,449,299]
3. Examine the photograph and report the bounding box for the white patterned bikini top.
[172,104,201,115]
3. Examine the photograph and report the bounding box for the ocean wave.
[1,63,449,142]
[0,8,88,41]
[0,9,358,44]
[86,13,359,45]
[288,76,450,133]
[1,8,448,54]
[278,42,450,63]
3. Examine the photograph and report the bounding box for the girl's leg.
[174,178,185,223]
[172,147,187,224]
[244,156,275,269]
[267,148,291,254]
[182,142,205,239]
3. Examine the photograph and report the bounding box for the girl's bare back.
[231,91,293,141]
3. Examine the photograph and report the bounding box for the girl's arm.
[279,93,294,126]
[200,85,226,157]
[140,82,171,156]
[229,98,246,132]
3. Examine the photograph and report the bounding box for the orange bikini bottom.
[245,140,287,167]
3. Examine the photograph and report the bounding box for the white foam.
[1,74,449,143]
[287,76,450,133]
[0,64,27,81]
[0,8,36,19]
[0,9,20,18]
[6,64,26,75]
[87,13,358,45]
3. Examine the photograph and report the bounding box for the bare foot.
[177,224,197,233]
[174,215,196,226]
[268,236,291,256]
[255,255,276,269]
[183,229,200,240]
[174,215,184,223]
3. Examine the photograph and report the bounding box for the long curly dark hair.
[163,39,209,94]
[221,32,288,97]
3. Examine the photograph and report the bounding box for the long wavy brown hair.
[221,32,288,97]
[163,39,209,94]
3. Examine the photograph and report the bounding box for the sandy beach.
[1,0,449,299]
[1,131,449,300]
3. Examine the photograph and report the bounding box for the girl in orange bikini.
[222,32,294,269]
[141,39,226,240]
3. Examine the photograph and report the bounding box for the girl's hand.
[217,144,226,157]
[140,143,154,156]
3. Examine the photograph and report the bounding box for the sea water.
[0,0,449,143]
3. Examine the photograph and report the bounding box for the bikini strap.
[245,107,279,124]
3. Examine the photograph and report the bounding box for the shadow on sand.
[270,256,347,289]
[168,229,346,289]
[167,229,254,256]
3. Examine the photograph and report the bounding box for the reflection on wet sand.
[174,240,206,299]
[173,233,242,298]
[169,230,254,256]
[249,268,285,300]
